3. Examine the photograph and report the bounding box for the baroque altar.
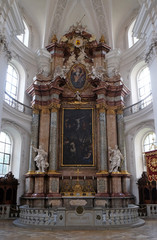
[18,24,143,228]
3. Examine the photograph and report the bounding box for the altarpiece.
[22,24,133,212]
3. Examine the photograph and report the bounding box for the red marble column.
[106,108,117,149]
[39,108,50,152]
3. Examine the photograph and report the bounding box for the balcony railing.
[124,93,152,117]
[4,92,32,115]
[4,91,152,118]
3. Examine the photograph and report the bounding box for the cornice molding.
[0,0,24,39]
[11,38,36,66]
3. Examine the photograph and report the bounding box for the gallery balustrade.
[4,91,32,115]
[124,93,152,117]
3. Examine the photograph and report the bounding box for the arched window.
[128,19,139,48]
[142,132,156,171]
[17,20,29,47]
[143,132,156,153]
[5,64,19,105]
[137,66,152,107]
[130,62,152,106]
[0,132,12,176]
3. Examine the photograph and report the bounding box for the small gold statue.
[99,35,106,44]
[51,34,58,43]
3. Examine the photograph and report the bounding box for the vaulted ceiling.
[17,0,140,49]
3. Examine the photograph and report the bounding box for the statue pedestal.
[47,172,62,197]
[96,173,109,197]
[32,173,46,197]
[24,173,34,197]
[111,173,123,197]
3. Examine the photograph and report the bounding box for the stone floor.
[0,219,157,240]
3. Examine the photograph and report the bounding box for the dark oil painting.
[70,64,86,89]
[62,109,94,166]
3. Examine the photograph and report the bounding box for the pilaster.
[106,48,122,77]
[106,107,117,149]
[39,107,50,152]
[145,38,157,137]
[96,104,108,172]
[0,34,11,130]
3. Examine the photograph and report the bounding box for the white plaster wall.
[124,107,154,203]
[1,118,31,204]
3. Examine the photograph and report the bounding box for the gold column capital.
[32,104,40,114]
[39,107,50,114]
[50,102,61,112]
[106,107,117,115]
[96,103,107,111]
[32,109,39,114]
[32,104,50,114]
[116,107,124,115]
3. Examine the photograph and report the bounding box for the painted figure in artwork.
[109,145,124,172]
[71,65,86,89]
[33,145,49,172]
[63,109,93,166]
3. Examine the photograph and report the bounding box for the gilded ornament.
[117,109,123,115]
[96,170,108,175]
[40,108,50,114]
[51,34,58,43]
[32,109,39,114]
[107,108,116,115]
[99,35,106,44]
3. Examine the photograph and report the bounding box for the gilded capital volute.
[50,103,60,112]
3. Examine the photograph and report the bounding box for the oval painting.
[70,64,86,89]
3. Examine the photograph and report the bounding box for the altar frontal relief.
[62,109,94,166]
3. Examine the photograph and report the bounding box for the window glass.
[0,132,11,175]
[143,132,156,152]
[128,19,139,48]
[137,66,152,107]
[5,64,19,104]
[17,20,29,47]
